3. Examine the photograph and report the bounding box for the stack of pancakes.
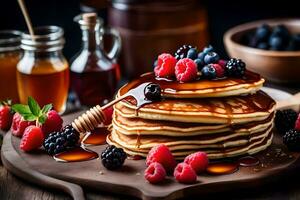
[107,71,276,159]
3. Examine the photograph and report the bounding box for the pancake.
[107,131,273,160]
[115,90,276,124]
[113,111,274,136]
[118,70,264,98]
[109,124,272,150]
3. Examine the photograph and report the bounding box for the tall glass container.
[17,26,69,113]
[0,30,22,103]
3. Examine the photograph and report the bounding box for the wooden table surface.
[1,82,300,200]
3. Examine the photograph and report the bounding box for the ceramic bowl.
[224,19,300,83]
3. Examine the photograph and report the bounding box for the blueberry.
[201,65,216,79]
[273,24,290,39]
[144,83,161,101]
[269,36,284,50]
[194,59,204,71]
[198,52,206,59]
[203,45,214,54]
[204,52,220,64]
[255,24,271,42]
[187,48,198,59]
[257,42,269,50]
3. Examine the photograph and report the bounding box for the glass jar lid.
[21,26,65,52]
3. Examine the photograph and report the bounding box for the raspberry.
[20,125,44,152]
[154,53,177,77]
[184,151,209,174]
[41,110,63,136]
[174,163,197,184]
[0,105,13,131]
[295,114,300,131]
[103,106,114,125]
[218,59,228,68]
[146,144,176,172]
[175,58,198,82]
[11,113,35,137]
[211,63,225,78]
[144,162,166,184]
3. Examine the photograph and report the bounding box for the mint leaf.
[28,97,40,116]
[12,104,31,115]
[41,104,52,114]
[38,114,47,124]
[23,113,37,121]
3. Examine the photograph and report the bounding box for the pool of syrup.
[81,127,109,145]
[54,147,98,162]
[207,162,239,175]
[238,156,260,167]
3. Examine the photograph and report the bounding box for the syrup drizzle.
[81,127,109,146]
[53,147,98,162]
[119,71,262,97]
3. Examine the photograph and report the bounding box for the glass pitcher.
[71,13,121,106]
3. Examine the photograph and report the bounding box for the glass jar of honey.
[17,26,69,113]
[0,30,22,103]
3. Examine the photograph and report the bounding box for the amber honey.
[17,58,69,113]
[17,26,69,113]
[0,52,21,102]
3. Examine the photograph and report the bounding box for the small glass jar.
[0,30,22,103]
[17,26,69,113]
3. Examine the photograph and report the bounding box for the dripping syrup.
[238,156,260,167]
[206,162,239,175]
[128,155,143,160]
[81,127,109,145]
[53,147,98,162]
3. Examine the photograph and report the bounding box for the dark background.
[1,0,300,59]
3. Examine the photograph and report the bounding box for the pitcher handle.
[103,27,121,60]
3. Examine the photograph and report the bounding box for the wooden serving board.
[2,90,300,200]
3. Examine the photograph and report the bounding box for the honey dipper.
[71,82,160,133]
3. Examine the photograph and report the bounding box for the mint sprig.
[12,97,52,125]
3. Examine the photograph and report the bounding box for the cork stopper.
[82,13,97,24]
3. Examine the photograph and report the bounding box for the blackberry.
[225,58,246,77]
[101,145,127,170]
[144,83,161,101]
[283,129,300,151]
[175,45,194,60]
[43,125,79,155]
[275,109,298,134]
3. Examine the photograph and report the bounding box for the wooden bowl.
[224,19,300,83]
